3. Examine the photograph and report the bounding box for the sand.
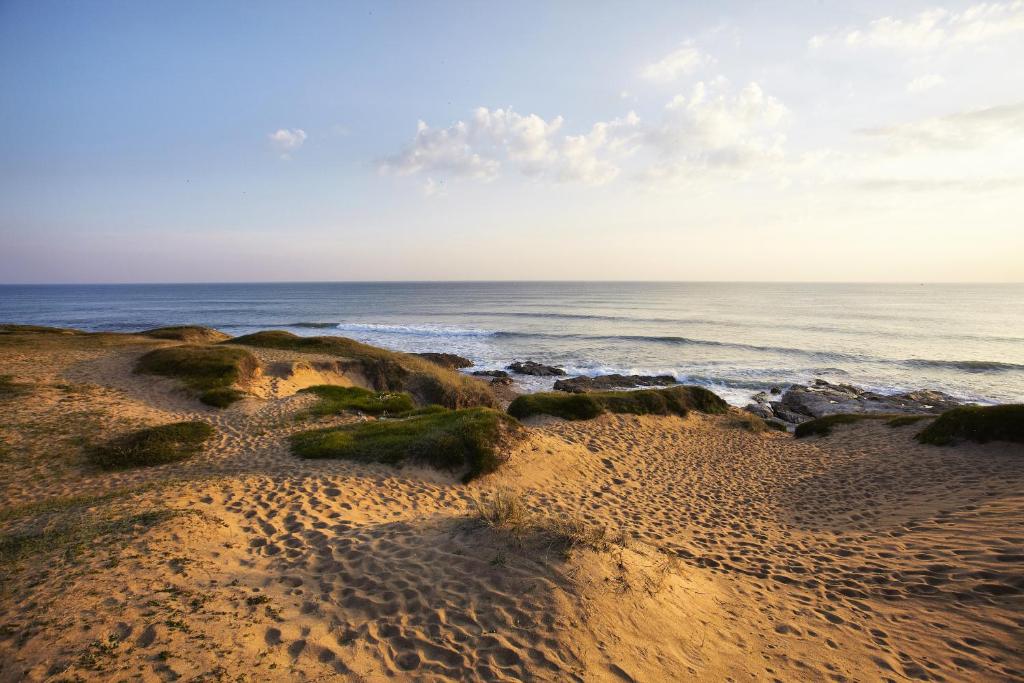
[0,332,1021,681]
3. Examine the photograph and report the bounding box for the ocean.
[1,282,1022,406]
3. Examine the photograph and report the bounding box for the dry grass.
[471,488,617,556]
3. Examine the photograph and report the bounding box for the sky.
[1,0,1022,283]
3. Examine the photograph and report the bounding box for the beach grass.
[916,404,1024,446]
[229,330,495,409]
[289,407,521,481]
[298,385,416,417]
[135,345,257,407]
[87,421,215,469]
[507,385,728,421]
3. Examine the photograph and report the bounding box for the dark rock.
[770,386,783,395]
[554,374,677,393]
[770,379,965,425]
[744,402,774,420]
[489,376,514,386]
[472,370,509,378]
[506,361,566,377]
[413,353,473,370]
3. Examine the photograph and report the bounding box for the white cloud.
[906,74,945,93]
[644,81,788,173]
[640,43,710,83]
[811,1,1024,50]
[268,128,307,158]
[381,107,639,186]
[859,101,1024,151]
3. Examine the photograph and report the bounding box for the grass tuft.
[88,421,214,469]
[916,404,1024,446]
[229,330,494,409]
[507,385,728,421]
[289,407,521,482]
[135,344,257,407]
[471,489,615,556]
[298,385,416,417]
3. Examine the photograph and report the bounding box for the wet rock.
[413,353,473,369]
[489,376,514,386]
[506,361,566,377]
[554,374,677,393]
[472,370,509,378]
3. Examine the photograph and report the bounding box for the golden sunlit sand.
[0,328,1021,682]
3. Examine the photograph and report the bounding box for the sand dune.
[0,333,1021,681]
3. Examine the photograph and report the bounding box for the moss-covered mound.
[230,330,494,409]
[507,385,728,421]
[289,408,521,482]
[916,404,1024,446]
[795,413,936,438]
[299,385,416,417]
[135,345,258,407]
[140,326,231,343]
[88,421,214,469]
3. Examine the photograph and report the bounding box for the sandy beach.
[0,327,1021,682]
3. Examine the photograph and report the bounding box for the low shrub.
[796,413,933,438]
[230,331,494,409]
[289,407,521,482]
[135,345,257,407]
[916,405,1024,446]
[471,489,614,556]
[507,393,603,421]
[140,326,231,343]
[298,385,416,417]
[88,421,214,469]
[507,385,728,421]
[200,387,247,408]
[794,414,880,438]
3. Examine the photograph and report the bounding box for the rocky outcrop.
[553,374,677,393]
[746,379,965,425]
[489,376,514,386]
[507,361,566,377]
[472,370,510,378]
[414,353,473,370]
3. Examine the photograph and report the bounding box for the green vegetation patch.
[140,326,231,343]
[135,344,257,407]
[508,385,728,421]
[507,392,604,421]
[230,330,494,409]
[794,414,883,438]
[796,413,934,438]
[916,404,1024,446]
[299,385,416,417]
[289,407,521,482]
[88,421,215,469]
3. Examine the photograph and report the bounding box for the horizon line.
[2,279,1023,287]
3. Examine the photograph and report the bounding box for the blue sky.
[1,1,1022,282]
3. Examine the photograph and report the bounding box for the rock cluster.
[746,379,964,426]
[506,361,566,377]
[553,374,677,393]
[471,370,509,378]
